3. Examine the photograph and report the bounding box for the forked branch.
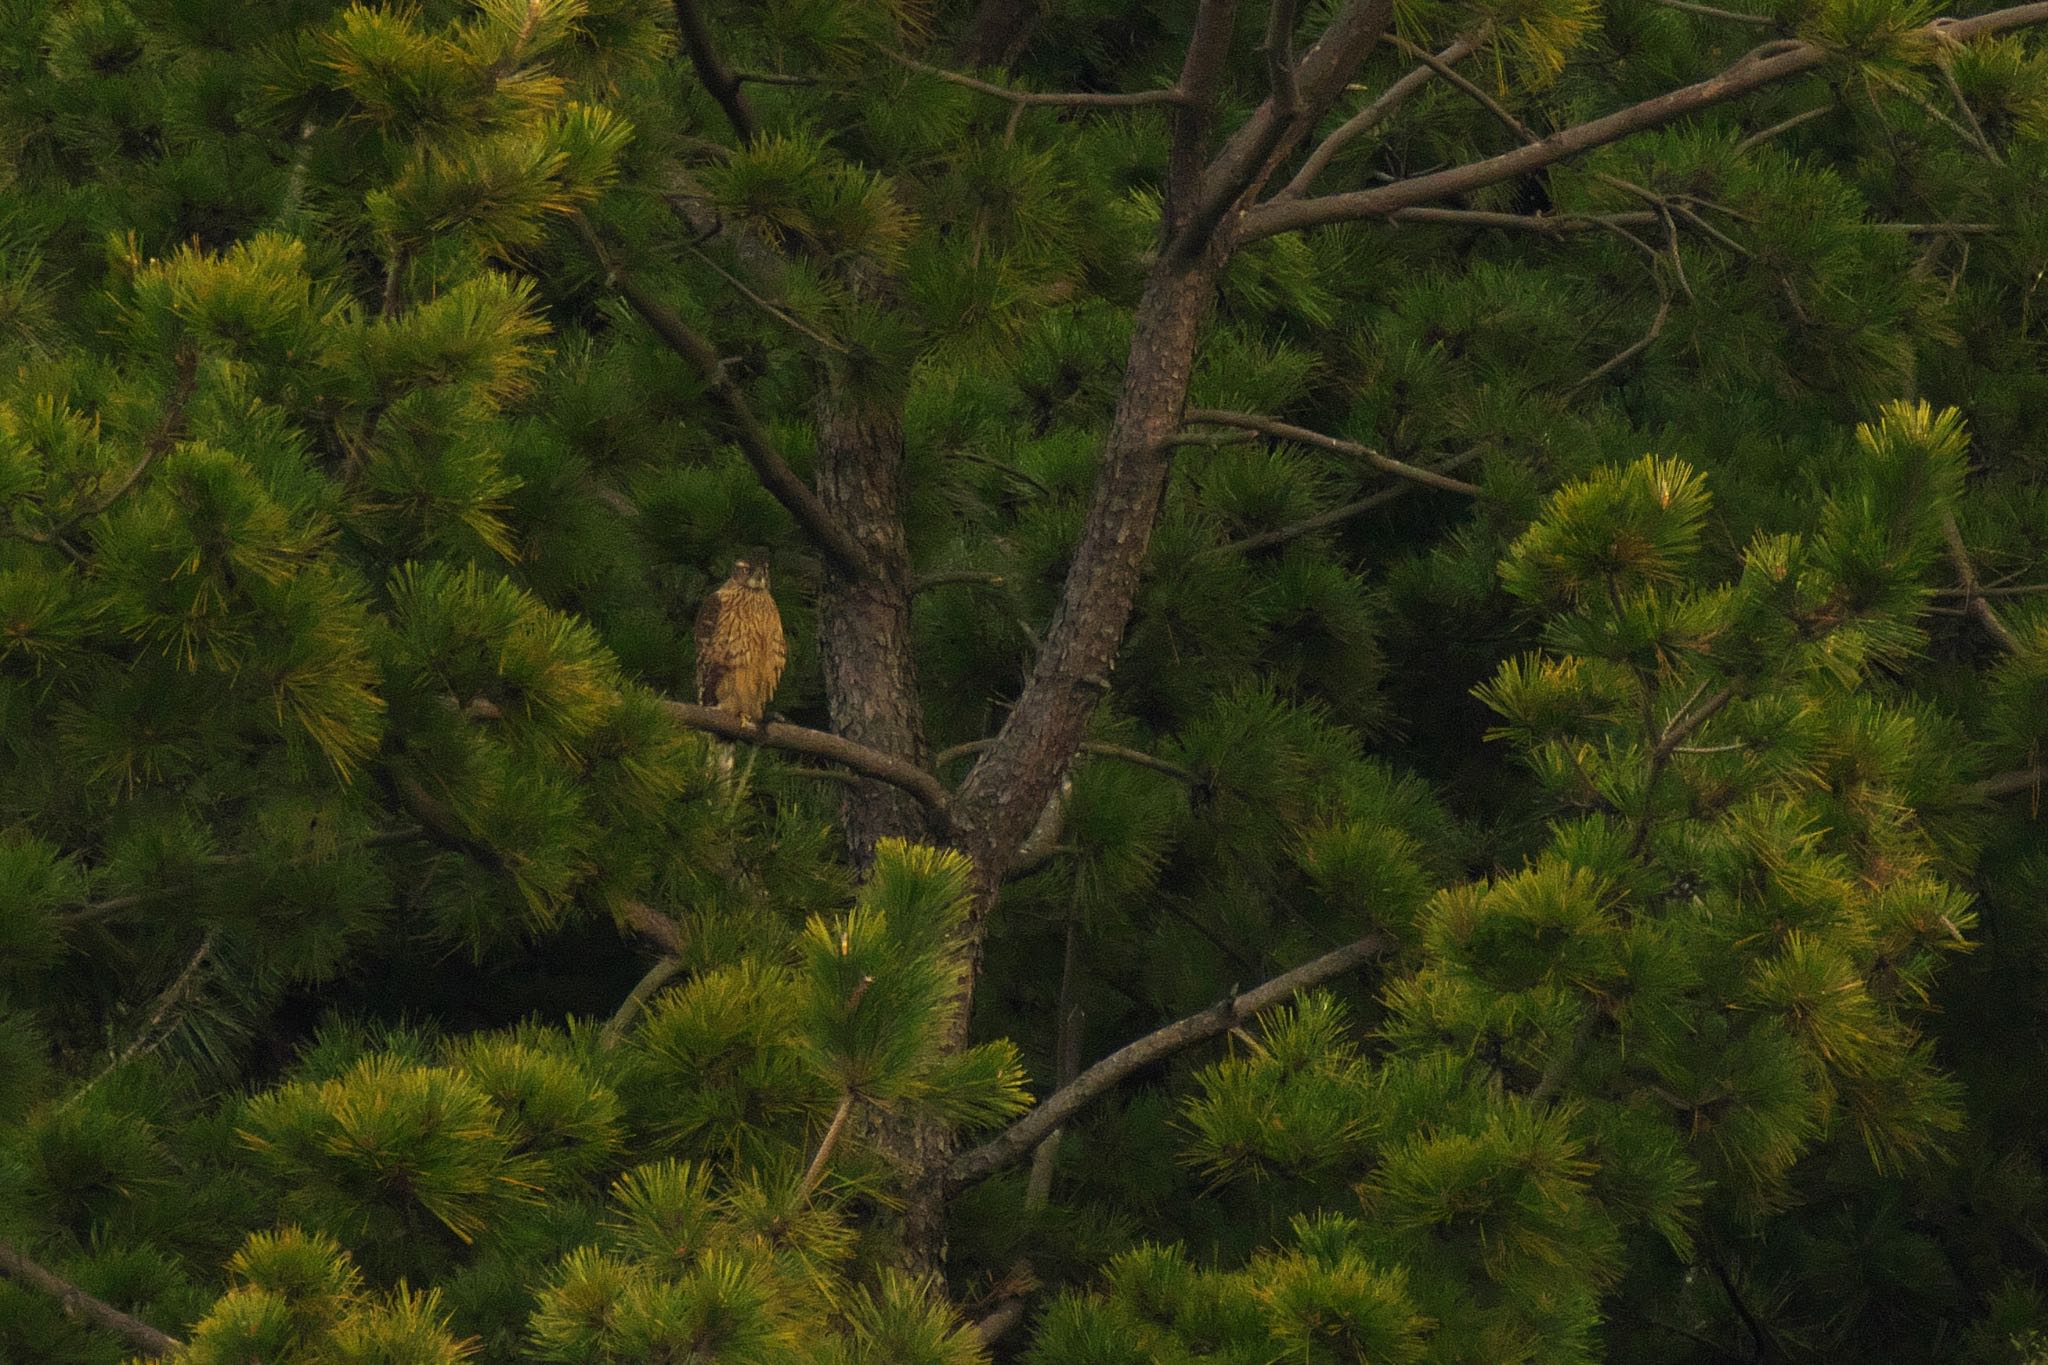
[1242,3,2048,241]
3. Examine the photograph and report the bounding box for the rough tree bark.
[814,395,934,861]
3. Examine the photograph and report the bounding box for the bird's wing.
[693,583,728,705]
[764,594,787,690]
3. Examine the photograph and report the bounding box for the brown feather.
[693,574,784,723]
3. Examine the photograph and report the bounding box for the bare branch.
[938,737,1194,784]
[0,1237,182,1357]
[1242,4,2048,241]
[1941,514,2022,652]
[1387,31,1536,144]
[51,348,198,537]
[63,930,217,1111]
[1969,767,2046,800]
[601,954,684,1047]
[1564,285,1673,395]
[1653,0,1775,24]
[1205,450,1486,557]
[662,699,954,820]
[567,212,871,579]
[800,1092,858,1198]
[1735,102,1833,151]
[1182,408,1484,495]
[672,0,760,144]
[876,46,1184,108]
[1280,24,1491,200]
[914,569,1008,594]
[947,932,1390,1188]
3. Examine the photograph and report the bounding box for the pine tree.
[3,0,2048,1361]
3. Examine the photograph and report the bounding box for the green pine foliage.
[2,0,2048,1361]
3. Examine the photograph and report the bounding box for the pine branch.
[1940,514,2021,652]
[1171,0,1397,259]
[937,737,1195,784]
[1205,451,1486,557]
[661,700,954,820]
[0,1237,182,1357]
[1967,766,2045,800]
[1241,3,2048,241]
[600,955,684,1047]
[799,1092,857,1198]
[567,213,871,579]
[1386,31,1536,144]
[63,930,217,1111]
[1278,23,1492,200]
[876,46,1185,107]
[1735,102,1833,151]
[914,569,1007,594]
[1652,0,1775,24]
[671,0,760,144]
[947,931,1390,1188]
[1182,408,1484,495]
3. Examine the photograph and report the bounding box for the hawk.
[694,553,786,726]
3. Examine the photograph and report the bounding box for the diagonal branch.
[0,1238,182,1357]
[672,0,760,144]
[947,931,1390,1188]
[1205,449,1486,558]
[877,46,1185,107]
[1183,408,1483,495]
[1278,23,1492,200]
[661,700,953,821]
[1241,3,2048,241]
[568,212,871,579]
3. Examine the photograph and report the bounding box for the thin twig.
[63,930,218,1110]
[876,45,1184,108]
[569,212,872,579]
[1653,0,1775,24]
[1279,25,1491,199]
[935,737,1193,783]
[1735,102,1832,152]
[914,569,1008,593]
[799,1092,857,1198]
[1387,32,1536,144]
[1181,408,1484,495]
[1207,450,1486,557]
[684,242,849,354]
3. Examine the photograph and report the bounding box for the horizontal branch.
[936,737,1194,783]
[662,699,954,820]
[947,932,1390,1187]
[0,1237,182,1357]
[878,46,1185,107]
[1968,767,2045,800]
[1183,408,1483,495]
[566,213,871,579]
[1241,3,2048,241]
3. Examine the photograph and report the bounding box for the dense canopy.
[3,0,2048,1361]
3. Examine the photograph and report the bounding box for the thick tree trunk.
[952,256,1220,902]
[815,395,932,862]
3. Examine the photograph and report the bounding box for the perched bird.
[694,553,786,727]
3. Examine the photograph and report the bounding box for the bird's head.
[732,554,772,591]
